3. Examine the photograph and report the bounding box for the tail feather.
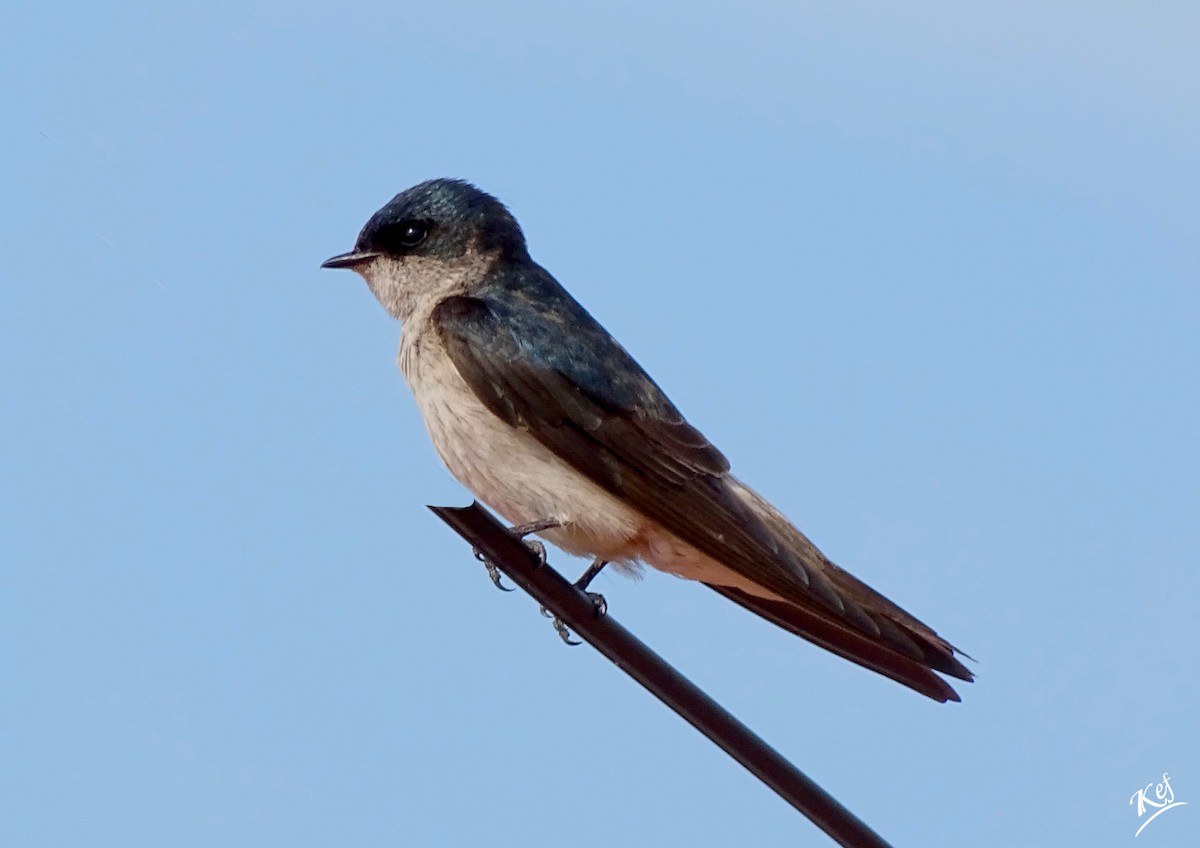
[722,477,974,701]
[707,584,971,702]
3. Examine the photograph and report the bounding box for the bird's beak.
[320,250,381,270]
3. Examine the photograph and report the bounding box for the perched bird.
[322,178,973,702]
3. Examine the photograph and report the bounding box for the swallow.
[323,178,973,701]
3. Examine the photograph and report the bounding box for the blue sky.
[3,3,1197,846]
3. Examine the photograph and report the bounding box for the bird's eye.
[397,222,429,248]
[368,219,434,255]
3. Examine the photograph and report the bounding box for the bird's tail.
[718,478,974,702]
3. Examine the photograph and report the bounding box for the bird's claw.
[522,538,547,567]
[538,590,606,646]
[474,547,515,592]
[586,592,608,617]
[550,616,581,646]
[473,527,547,592]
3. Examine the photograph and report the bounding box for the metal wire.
[429,501,895,848]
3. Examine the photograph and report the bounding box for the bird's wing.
[431,292,831,606]
[432,289,972,700]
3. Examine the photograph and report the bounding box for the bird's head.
[322,178,527,321]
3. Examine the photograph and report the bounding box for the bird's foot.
[522,538,548,567]
[474,548,515,592]
[540,606,582,646]
[538,560,609,645]
[472,517,561,591]
[538,592,606,646]
[508,517,559,568]
[585,591,607,617]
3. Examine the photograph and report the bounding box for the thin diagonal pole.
[429,502,895,848]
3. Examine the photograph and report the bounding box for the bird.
[322,178,973,702]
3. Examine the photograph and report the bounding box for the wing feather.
[431,290,971,700]
[433,295,818,604]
